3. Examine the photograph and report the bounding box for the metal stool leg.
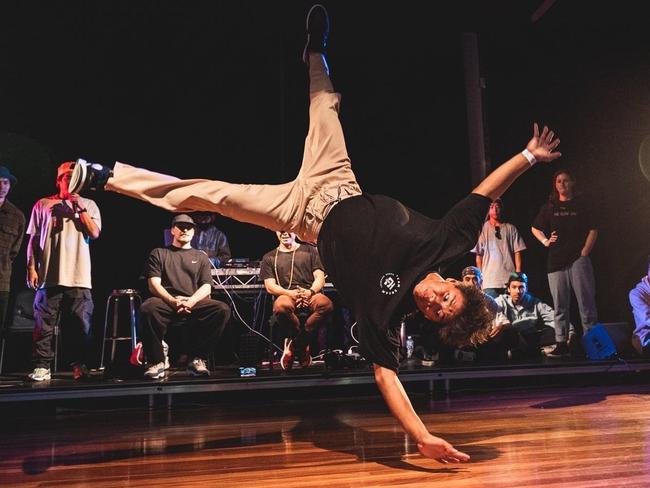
[100,290,142,373]
[0,336,6,374]
[268,314,275,371]
[128,295,138,351]
[100,295,113,370]
[53,325,60,373]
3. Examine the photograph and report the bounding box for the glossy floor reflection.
[1,383,650,487]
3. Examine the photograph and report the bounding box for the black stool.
[101,289,141,370]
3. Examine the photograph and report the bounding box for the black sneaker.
[302,4,330,65]
[545,342,570,358]
[69,158,113,193]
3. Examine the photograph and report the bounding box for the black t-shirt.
[144,246,213,297]
[259,244,324,289]
[318,193,490,372]
[532,197,596,272]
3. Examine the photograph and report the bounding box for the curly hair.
[436,284,493,347]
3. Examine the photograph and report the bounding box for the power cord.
[206,254,282,354]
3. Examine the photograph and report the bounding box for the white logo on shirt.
[379,273,401,295]
[191,260,199,264]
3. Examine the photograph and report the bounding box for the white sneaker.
[187,358,210,376]
[162,340,170,370]
[28,367,51,381]
[144,362,166,379]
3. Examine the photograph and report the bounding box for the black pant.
[33,287,94,369]
[140,297,230,364]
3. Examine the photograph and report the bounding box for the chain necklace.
[274,246,297,289]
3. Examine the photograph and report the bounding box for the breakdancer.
[69,4,561,463]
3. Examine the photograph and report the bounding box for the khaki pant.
[106,54,361,244]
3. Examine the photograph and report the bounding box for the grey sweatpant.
[547,255,598,342]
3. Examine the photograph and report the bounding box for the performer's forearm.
[373,364,430,442]
[472,153,530,202]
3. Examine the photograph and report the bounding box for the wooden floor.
[2,382,650,487]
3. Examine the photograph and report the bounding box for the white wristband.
[522,149,537,166]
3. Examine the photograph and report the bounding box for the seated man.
[140,214,231,379]
[260,230,333,369]
[494,272,556,358]
[457,266,519,362]
[629,256,650,358]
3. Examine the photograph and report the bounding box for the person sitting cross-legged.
[140,213,231,379]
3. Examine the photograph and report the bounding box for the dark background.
[1,1,649,351]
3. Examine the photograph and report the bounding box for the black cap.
[506,272,528,286]
[461,266,482,278]
[0,166,17,185]
[171,214,196,227]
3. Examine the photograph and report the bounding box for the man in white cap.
[26,161,101,381]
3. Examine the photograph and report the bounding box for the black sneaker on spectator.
[187,358,210,376]
[545,342,571,358]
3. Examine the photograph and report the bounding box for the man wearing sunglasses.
[471,198,527,298]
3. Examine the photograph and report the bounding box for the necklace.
[274,246,297,289]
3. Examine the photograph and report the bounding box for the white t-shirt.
[471,221,526,289]
[27,196,101,289]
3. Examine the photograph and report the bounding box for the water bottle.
[406,336,414,359]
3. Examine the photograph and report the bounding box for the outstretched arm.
[373,364,470,463]
[473,123,562,201]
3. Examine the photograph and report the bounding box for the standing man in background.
[0,165,25,331]
[26,161,101,381]
[472,198,527,298]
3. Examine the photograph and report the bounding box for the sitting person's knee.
[273,296,295,315]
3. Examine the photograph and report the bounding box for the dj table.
[211,267,334,291]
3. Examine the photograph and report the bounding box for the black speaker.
[238,332,260,367]
[11,288,36,331]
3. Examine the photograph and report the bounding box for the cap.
[57,161,76,179]
[506,272,528,286]
[461,266,482,278]
[171,214,196,227]
[0,166,17,185]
